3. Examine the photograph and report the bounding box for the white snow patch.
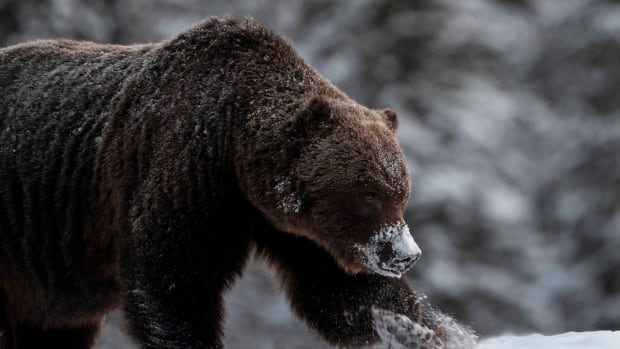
[274,179,287,193]
[356,221,421,278]
[274,177,301,214]
[478,331,620,349]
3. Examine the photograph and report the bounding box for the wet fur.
[0,17,430,348]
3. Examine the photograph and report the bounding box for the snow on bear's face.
[278,97,421,278]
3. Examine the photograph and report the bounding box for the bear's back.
[0,39,152,175]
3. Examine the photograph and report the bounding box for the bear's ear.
[380,108,399,131]
[297,95,333,133]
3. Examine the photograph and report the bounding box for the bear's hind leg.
[13,321,102,349]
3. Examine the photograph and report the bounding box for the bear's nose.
[386,251,421,273]
[359,221,422,277]
[379,225,422,274]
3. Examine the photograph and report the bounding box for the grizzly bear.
[0,17,436,348]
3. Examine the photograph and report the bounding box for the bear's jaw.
[355,221,422,278]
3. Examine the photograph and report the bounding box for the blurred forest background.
[1,0,619,348]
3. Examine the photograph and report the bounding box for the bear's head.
[240,96,421,278]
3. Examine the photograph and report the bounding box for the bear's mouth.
[377,265,405,278]
[378,262,409,278]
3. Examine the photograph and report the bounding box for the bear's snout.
[357,221,421,278]
[383,227,421,273]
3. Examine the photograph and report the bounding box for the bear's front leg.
[253,222,439,348]
[122,204,253,349]
[123,280,223,349]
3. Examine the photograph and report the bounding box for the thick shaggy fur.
[0,17,433,348]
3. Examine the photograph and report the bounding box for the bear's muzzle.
[356,221,422,278]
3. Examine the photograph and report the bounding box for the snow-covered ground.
[99,311,620,349]
[479,331,620,349]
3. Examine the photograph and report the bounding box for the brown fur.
[0,17,429,348]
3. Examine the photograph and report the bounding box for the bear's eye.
[365,194,378,205]
[361,193,382,213]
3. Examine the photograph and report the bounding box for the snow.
[372,320,620,349]
[371,307,478,349]
[274,177,301,214]
[478,331,620,349]
[372,308,445,349]
[356,222,421,278]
